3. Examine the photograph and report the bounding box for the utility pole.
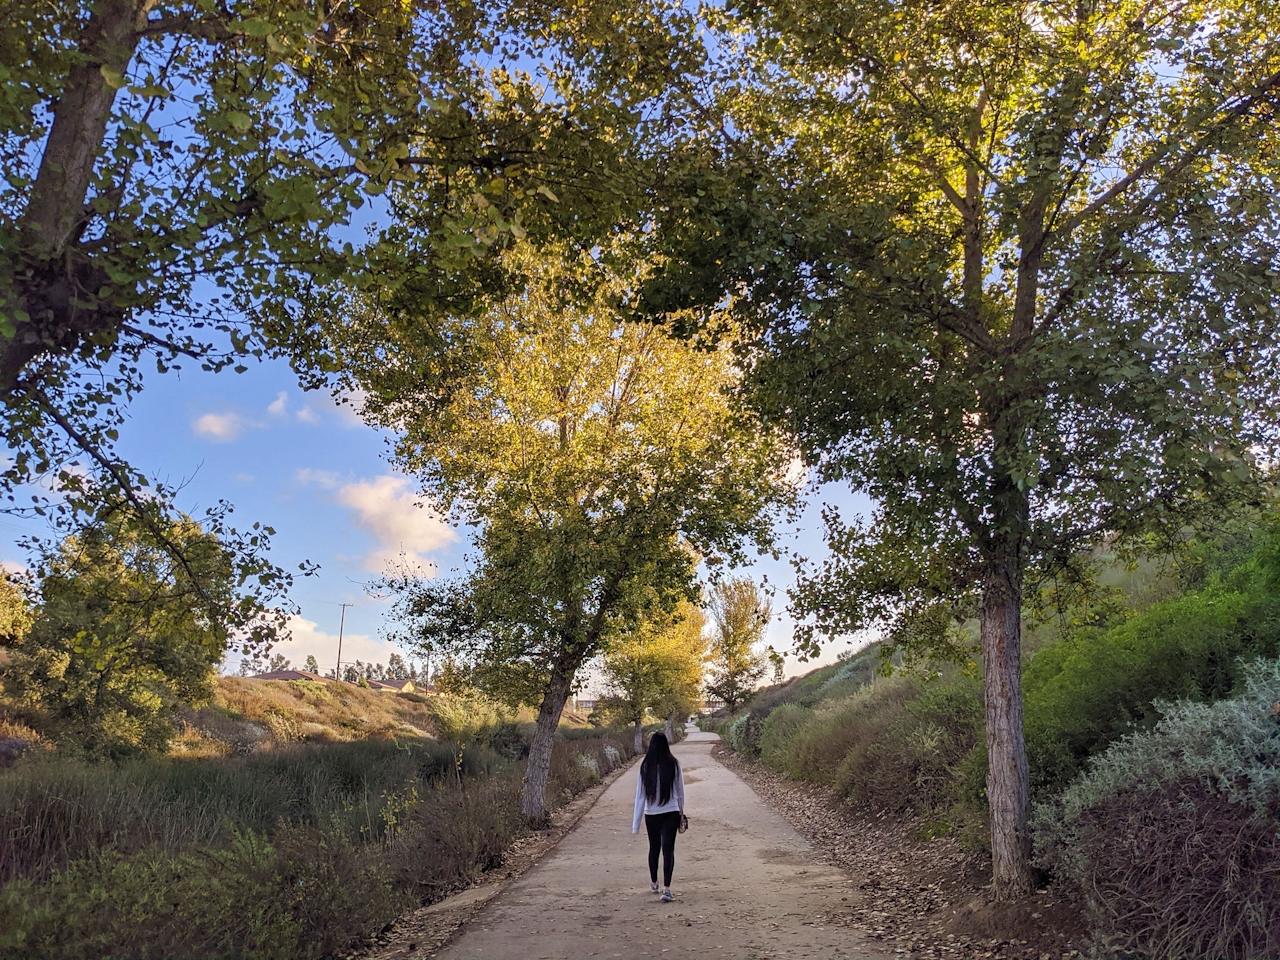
[335,602,353,681]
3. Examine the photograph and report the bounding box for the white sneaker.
[650,882,660,894]
[660,888,675,902]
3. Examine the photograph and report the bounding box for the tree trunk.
[521,667,573,822]
[664,712,675,742]
[981,553,1034,901]
[4,0,143,392]
[632,718,644,756]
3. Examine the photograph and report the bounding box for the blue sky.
[2,355,875,687]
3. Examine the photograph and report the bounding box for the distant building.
[251,669,332,683]
[367,678,417,693]
[573,697,598,712]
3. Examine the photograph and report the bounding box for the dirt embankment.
[715,746,1086,960]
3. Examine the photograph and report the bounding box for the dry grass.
[197,677,438,747]
[0,732,632,960]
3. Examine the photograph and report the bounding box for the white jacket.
[631,760,685,833]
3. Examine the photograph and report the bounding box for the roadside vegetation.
[0,687,632,960]
[720,514,1280,958]
[0,533,634,959]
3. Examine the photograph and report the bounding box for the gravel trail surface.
[430,729,890,960]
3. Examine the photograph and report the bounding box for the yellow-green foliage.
[428,690,508,745]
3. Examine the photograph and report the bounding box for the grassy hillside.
[172,677,593,758]
[175,677,440,756]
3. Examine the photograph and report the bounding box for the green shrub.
[829,675,983,818]
[389,777,525,902]
[0,828,405,960]
[428,691,510,746]
[724,712,763,755]
[757,703,814,772]
[1033,658,1280,959]
[0,740,484,884]
[1024,566,1280,797]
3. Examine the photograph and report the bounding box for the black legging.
[645,811,681,886]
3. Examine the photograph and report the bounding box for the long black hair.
[641,732,678,805]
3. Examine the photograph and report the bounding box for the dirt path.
[430,730,889,960]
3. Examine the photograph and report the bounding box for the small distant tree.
[0,512,272,757]
[0,575,32,644]
[599,601,708,753]
[303,655,320,674]
[705,577,772,714]
[387,652,408,679]
[766,646,786,686]
[342,664,359,683]
[239,650,290,676]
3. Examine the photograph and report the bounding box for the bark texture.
[521,667,573,822]
[4,0,144,393]
[632,718,644,756]
[981,557,1034,900]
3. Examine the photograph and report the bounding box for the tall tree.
[364,243,793,820]
[0,0,696,597]
[642,0,1280,897]
[704,576,772,714]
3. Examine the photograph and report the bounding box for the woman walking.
[631,732,685,902]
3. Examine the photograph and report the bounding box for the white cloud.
[267,392,289,417]
[296,406,321,425]
[192,412,245,442]
[255,614,402,676]
[308,387,369,428]
[295,467,340,489]
[337,475,455,573]
[234,472,255,484]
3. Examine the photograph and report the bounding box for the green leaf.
[235,19,277,36]
[99,65,127,89]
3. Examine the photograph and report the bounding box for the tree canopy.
[0,0,698,628]
[0,511,267,757]
[366,242,794,819]
[634,0,1280,897]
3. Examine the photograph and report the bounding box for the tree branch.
[138,15,234,40]
[1055,69,1280,240]
[26,388,215,610]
